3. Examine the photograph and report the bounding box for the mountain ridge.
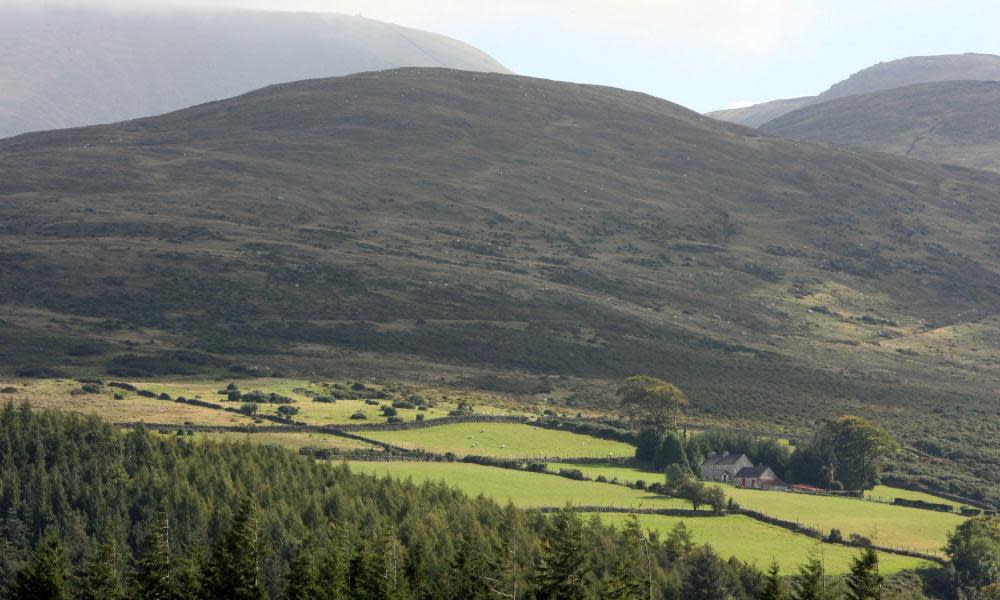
[5,68,1000,501]
[0,6,509,139]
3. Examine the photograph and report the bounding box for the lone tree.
[617,376,688,431]
[946,515,1000,595]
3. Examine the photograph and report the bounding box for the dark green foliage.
[654,432,691,473]
[791,551,831,600]
[682,546,732,600]
[9,532,69,600]
[0,404,776,599]
[604,515,648,600]
[759,559,787,600]
[534,508,587,600]
[687,428,792,478]
[77,543,125,600]
[203,496,267,600]
[846,547,883,600]
[789,417,899,491]
[945,515,1000,594]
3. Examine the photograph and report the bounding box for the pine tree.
[9,531,69,600]
[682,545,731,600]
[654,433,691,472]
[204,495,268,600]
[316,527,350,600]
[78,542,125,600]
[604,515,648,600]
[759,559,786,600]
[791,550,830,600]
[448,533,492,600]
[488,526,521,600]
[845,547,882,600]
[534,508,587,600]
[130,510,174,600]
[664,521,694,562]
[285,545,322,600]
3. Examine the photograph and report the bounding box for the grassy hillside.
[5,68,1000,502]
[762,81,1000,173]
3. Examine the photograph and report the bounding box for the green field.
[345,461,690,509]
[865,485,967,510]
[154,430,377,451]
[713,484,963,555]
[550,462,962,553]
[363,423,634,459]
[596,513,930,575]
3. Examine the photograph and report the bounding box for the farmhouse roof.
[734,465,773,478]
[702,453,749,466]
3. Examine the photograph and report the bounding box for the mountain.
[4,68,1000,502]
[708,53,1000,127]
[762,80,1000,173]
[0,6,509,139]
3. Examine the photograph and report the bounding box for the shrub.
[158,393,172,401]
[113,393,124,400]
[137,390,157,398]
[227,390,242,402]
[596,475,608,483]
[386,417,404,424]
[848,533,872,547]
[15,366,67,378]
[526,462,549,473]
[634,480,647,490]
[351,383,366,391]
[226,383,238,391]
[558,468,586,481]
[349,412,367,420]
[415,414,425,422]
[277,405,300,418]
[365,399,380,406]
[828,528,843,543]
[381,406,398,417]
[238,403,258,417]
[108,382,137,391]
[313,395,335,403]
[81,384,101,394]
[392,400,416,410]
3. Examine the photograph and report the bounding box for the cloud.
[3,0,819,56]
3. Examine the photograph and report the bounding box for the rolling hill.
[5,68,1000,503]
[709,53,1000,127]
[762,80,1000,173]
[0,6,509,139]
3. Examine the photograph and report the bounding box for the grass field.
[345,461,690,509]
[363,423,635,459]
[712,485,963,555]
[153,430,378,451]
[865,485,967,510]
[0,379,256,426]
[550,462,962,553]
[596,513,931,575]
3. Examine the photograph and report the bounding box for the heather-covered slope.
[5,68,1000,501]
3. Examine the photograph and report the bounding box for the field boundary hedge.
[335,415,528,432]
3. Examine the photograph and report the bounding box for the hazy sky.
[10,0,1000,112]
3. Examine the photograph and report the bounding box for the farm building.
[733,465,787,490]
[700,452,753,483]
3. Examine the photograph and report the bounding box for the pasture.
[154,430,378,451]
[346,461,689,509]
[363,422,635,458]
[596,513,931,575]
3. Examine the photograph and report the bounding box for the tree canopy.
[617,376,688,431]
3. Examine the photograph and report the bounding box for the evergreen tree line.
[0,403,791,599]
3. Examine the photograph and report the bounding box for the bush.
[392,400,416,410]
[81,384,101,394]
[365,399,380,406]
[386,416,404,424]
[415,414,425,422]
[526,462,549,473]
[137,390,157,398]
[113,393,124,400]
[227,390,242,402]
[349,412,367,420]
[596,475,608,483]
[226,383,238,391]
[351,383,366,391]
[558,468,586,481]
[238,403,259,417]
[313,395,335,403]
[158,393,172,401]
[108,382,136,391]
[15,366,67,378]
[848,533,872,547]
[828,528,843,543]
[277,405,300,418]
[381,406,398,417]
[634,480,647,490]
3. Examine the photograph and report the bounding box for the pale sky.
[8,0,1000,112]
